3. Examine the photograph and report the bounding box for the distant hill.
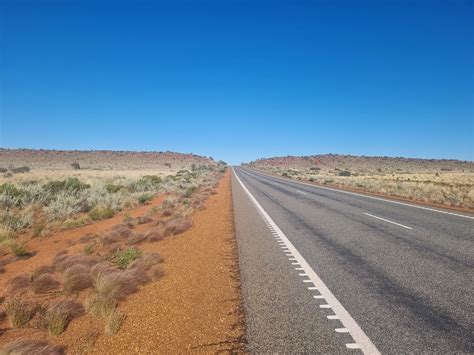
[0,148,216,171]
[246,154,474,174]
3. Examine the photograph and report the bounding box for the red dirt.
[0,171,246,353]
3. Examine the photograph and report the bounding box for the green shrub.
[338,170,352,177]
[183,186,197,198]
[4,298,33,328]
[114,248,142,270]
[63,215,92,229]
[308,177,315,182]
[84,244,94,255]
[89,207,115,221]
[105,183,122,194]
[44,178,90,194]
[10,243,28,256]
[137,193,153,204]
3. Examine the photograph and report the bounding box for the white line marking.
[295,267,304,270]
[296,189,307,195]
[233,167,380,355]
[314,295,325,299]
[347,343,362,349]
[364,213,413,230]
[245,168,474,220]
[336,328,350,333]
[320,304,332,308]
[308,286,318,290]
[299,273,309,276]
[291,262,300,265]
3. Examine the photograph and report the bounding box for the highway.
[231,166,473,353]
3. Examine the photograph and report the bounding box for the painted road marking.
[296,189,307,195]
[364,213,413,230]
[245,168,474,220]
[233,167,380,355]
[336,328,350,333]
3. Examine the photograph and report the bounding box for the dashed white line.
[233,168,380,355]
[246,168,474,220]
[296,189,307,195]
[364,213,413,230]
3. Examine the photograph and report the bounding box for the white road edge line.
[232,167,380,355]
[244,168,474,220]
[364,213,413,230]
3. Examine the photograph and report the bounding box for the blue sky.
[1,0,473,164]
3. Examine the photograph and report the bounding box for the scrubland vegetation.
[247,154,474,210]
[0,149,227,352]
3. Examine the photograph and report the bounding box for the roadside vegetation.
[0,152,228,352]
[247,154,474,210]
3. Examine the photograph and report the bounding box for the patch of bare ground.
[0,171,246,353]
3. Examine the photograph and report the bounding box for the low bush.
[30,265,54,281]
[89,207,115,221]
[30,273,60,294]
[136,215,153,224]
[54,254,99,272]
[338,170,352,177]
[145,228,164,242]
[0,339,64,355]
[63,265,93,294]
[126,232,147,245]
[163,218,192,237]
[63,215,92,229]
[101,226,132,245]
[10,166,31,174]
[183,186,197,198]
[90,263,140,302]
[46,299,84,336]
[4,298,34,327]
[137,193,153,204]
[113,248,142,270]
[9,243,28,257]
[7,274,30,294]
[84,244,94,255]
[43,178,90,195]
[105,183,122,194]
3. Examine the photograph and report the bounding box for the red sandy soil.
[0,171,246,353]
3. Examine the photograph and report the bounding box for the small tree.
[71,162,80,170]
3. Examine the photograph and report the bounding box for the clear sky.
[1,0,473,164]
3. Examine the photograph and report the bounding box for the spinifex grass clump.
[46,299,84,336]
[4,298,34,328]
[0,339,65,355]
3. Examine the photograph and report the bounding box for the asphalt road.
[231,166,474,354]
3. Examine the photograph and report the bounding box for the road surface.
[231,166,473,353]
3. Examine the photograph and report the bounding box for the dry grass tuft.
[7,274,30,294]
[4,298,34,328]
[84,294,118,318]
[54,254,99,272]
[145,228,164,242]
[46,299,84,336]
[30,265,54,281]
[105,309,127,335]
[30,273,60,294]
[163,218,193,236]
[149,264,165,281]
[90,263,138,301]
[160,208,173,217]
[126,232,147,245]
[63,265,93,294]
[101,225,132,245]
[136,215,153,225]
[0,339,64,355]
